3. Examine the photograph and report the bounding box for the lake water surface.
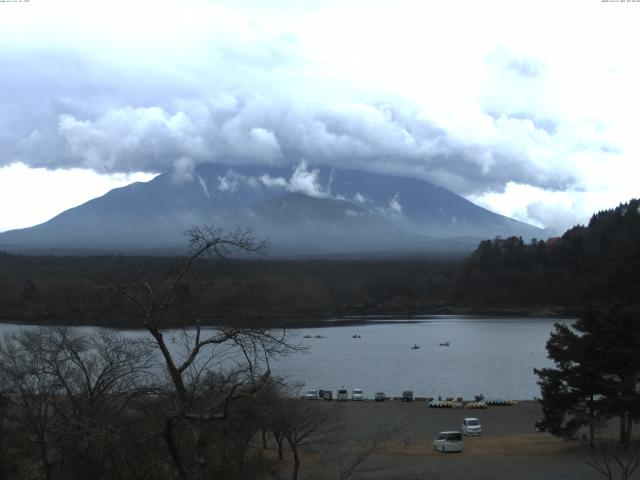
[0,315,571,400]
[277,316,571,400]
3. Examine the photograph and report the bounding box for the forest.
[0,198,639,327]
[455,198,640,312]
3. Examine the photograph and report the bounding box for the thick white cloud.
[258,161,327,198]
[0,0,639,232]
[468,183,638,234]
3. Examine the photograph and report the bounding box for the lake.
[0,315,571,400]
[277,316,571,400]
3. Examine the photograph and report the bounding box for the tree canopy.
[457,198,640,312]
[536,305,640,447]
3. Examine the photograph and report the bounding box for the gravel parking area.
[313,400,603,480]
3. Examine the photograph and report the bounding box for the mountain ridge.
[0,162,544,255]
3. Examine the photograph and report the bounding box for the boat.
[411,344,420,350]
[352,334,362,339]
[314,335,325,339]
[303,335,312,339]
[439,341,450,347]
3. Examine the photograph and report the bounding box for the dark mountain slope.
[0,162,542,254]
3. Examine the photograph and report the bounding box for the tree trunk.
[291,445,300,480]
[262,428,267,449]
[163,417,189,480]
[276,437,284,460]
[588,395,595,450]
[620,412,628,448]
[38,440,53,480]
[626,414,633,445]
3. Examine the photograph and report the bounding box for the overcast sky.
[1,0,639,233]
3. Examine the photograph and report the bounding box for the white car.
[337,387,349,401]
[462,417,482,436]
[433,431,464,453]
[352,388,364,401]
[305,389,318,400]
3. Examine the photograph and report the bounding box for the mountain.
[0,162,543,255]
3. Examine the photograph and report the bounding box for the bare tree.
[283,399,334,480]
[30,328,154,415]
[0,327,155,480]
[586,440,640,480]
[35,328,155,480]
[111,226,297,480]
[258,380,301,461]
[0,389,9,477]
[0,331,62,480]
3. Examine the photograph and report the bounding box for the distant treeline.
[1,198,639,327]
[0,254,459,327]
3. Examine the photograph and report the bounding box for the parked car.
[462,417,482,436]
[337,387,349,401]
[305,389,318,400]
[352,388,364,401]
[433,431,464,453]
[402,390,414,402]
[374,391,386,402]
[319,389,333,401]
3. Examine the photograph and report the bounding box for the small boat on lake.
[439,341,450,347]
[411,344,420,350]
[303,335,312,339]
[314,335,325,339]
[352,334,362,339]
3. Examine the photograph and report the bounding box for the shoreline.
[0,307,577,330]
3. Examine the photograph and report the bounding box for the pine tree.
[536,306,640,447]
[535,321,605,447]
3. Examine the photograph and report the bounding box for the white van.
[433,431,464,453]
[462,417,482,436]
[352,388,364,401]
[337,387,349,401]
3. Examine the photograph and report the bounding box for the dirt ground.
[275,400,607,480]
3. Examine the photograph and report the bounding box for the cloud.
[288,160,326,197]
[58,107,206,174]
[1,0,639,232]
[258,161,327,197]
[32,93,581,199]
[467,182,639,234]
[353,192,368,205]
[487,47,544,79]
[0,163,155,232]
[170,157,196,183]
[370,192,404,218]
[259,174,288,189]
[197,175,210,198]
[217,174,238,193]
[216,169,264,193]
[388,193,403,216]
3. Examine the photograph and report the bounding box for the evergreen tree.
[536,306,640,447]
[535,321,605,447]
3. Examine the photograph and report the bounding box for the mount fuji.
[0,162,543,256]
